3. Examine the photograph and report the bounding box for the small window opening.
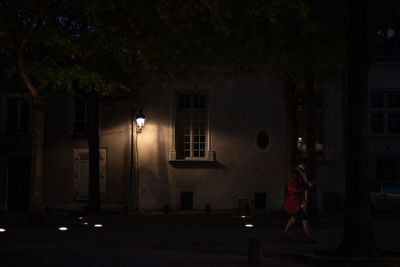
[181,192,193,210]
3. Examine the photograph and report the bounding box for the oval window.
[257,131,270,150]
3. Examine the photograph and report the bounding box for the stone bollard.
[248,238,262,264]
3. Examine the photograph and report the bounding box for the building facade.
[368,62,400,182]
[1,75,351,213]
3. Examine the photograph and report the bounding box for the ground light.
[59,227,68,231]
[245,224,254,228]
[0,228,6,232]
[94,224,103,228]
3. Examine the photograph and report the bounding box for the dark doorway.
[181,192,193,210]
[254,192,267,209]
[7,157,30,213]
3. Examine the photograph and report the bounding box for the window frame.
[169,88,215,162]
[68,98,88,136]
[369,90,400,137]
[176,93,208,160]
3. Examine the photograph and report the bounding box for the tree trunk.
[19,42,45,223]
[305,75,319,222]
[28,96,45,223]
[284,82,298,186]
[87,97,101,212]
[338,0,378,257]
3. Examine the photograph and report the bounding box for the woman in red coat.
[281,159,317,243]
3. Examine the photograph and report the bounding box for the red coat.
[282,171,307,215]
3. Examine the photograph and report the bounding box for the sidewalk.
[0,211,399,266]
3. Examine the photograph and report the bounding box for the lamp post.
[130,108,145,214]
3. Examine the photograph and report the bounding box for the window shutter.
[73,148,107,200]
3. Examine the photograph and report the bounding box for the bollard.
[248,238,262,264]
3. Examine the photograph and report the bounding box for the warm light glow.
[241,215,246,218]
[245,224,254,228]
[0,228,6,232]
[59,227,68,231]
[136,118,145,130]
[94,224,103,228]
[78,217,84,220]
[82,222,88,225]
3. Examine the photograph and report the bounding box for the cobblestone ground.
[0,211,399,266]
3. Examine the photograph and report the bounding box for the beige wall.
[138,78,286,210]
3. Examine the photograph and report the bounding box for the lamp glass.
[136,117,145,130]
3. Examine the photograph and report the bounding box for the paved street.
[0,211,399,266]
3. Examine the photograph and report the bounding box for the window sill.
[168,150,220,168]
[169,150,215,160]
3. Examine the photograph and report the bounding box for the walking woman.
[281,158,318,243]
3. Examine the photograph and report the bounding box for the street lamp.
[136,109,146,133]
[129,108,146,214]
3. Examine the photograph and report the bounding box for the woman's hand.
[307,181,316,188]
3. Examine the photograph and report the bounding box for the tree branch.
[18,55,38,99]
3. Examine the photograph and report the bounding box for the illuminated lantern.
[136,109,146,133]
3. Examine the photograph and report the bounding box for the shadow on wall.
[168,161,226,169]
[157,122,171,206]
[139,167,169,208]
[137,122,172,209]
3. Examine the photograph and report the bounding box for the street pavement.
[0,210,399,266]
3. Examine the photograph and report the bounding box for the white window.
[169,90,215,162]
[369,91,400,136]
[1,94,31,134]
[175,93,208,159]
[73,148,107,200]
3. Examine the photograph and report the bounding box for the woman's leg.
[301,219,312,239]
[282,216,296,237]
[302,220,318,243]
